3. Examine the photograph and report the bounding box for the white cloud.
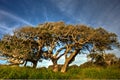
[43,6,49,21]
[0,10,34,26]
[70,54,87,66]
[0,22,22,35]
[0,23,13,34]
[0,10,35,35]
[51,0,79,22]
[37,60,52,68]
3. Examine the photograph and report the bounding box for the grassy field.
[0,65,120,79]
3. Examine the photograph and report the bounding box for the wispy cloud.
[51,0,88,23]
[0,22,18,35]
[0,10,34,26]
[51,0,120,34]
[43,6,49,22]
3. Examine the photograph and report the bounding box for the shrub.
[0,65,120,79]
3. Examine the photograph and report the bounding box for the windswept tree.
[0,28,41,67]
[0,21,119,73]
[37,22,69,72]
[58,25,96,72]
[87,53,118,66]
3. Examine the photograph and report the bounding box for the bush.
[0,65,120,79]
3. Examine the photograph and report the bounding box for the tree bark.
[53,64,58,72]
[61,49,80,73]
[33,61,37,68]
[60,59,69,73]
[52,58,58,72]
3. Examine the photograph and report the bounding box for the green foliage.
[0,65,120,79]
[81,66,120,79]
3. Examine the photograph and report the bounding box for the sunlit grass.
[0,65,120,79]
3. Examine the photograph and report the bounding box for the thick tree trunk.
[52,58,58,72]
[60,59,69,73]
[33,61,37,68]
[61,49,80,73]
[53,64,58,72]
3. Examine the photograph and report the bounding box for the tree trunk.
[53,64,58,72]
[24,61,27,67]
[60,59,69,73]
[33,61,37,68]
[61,49,80,73]
[52,58,58,72]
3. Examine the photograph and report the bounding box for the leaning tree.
[0,27,42,67]
[0,21,119,73]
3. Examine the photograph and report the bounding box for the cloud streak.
[43,6,49,22]
[0,10,34,26]
[0,22,18,35]
[51,0,120,35]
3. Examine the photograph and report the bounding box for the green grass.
[0,65,120,79]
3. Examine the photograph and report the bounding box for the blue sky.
[0,0,120,67]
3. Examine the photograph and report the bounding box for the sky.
[0,0,120,67]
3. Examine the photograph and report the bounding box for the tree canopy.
[0,21,119,72]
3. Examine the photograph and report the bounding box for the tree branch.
[57,53,65,60]
[54,46,66,57]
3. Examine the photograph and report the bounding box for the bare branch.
[57,53,65,60]
[54,46,66,57]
